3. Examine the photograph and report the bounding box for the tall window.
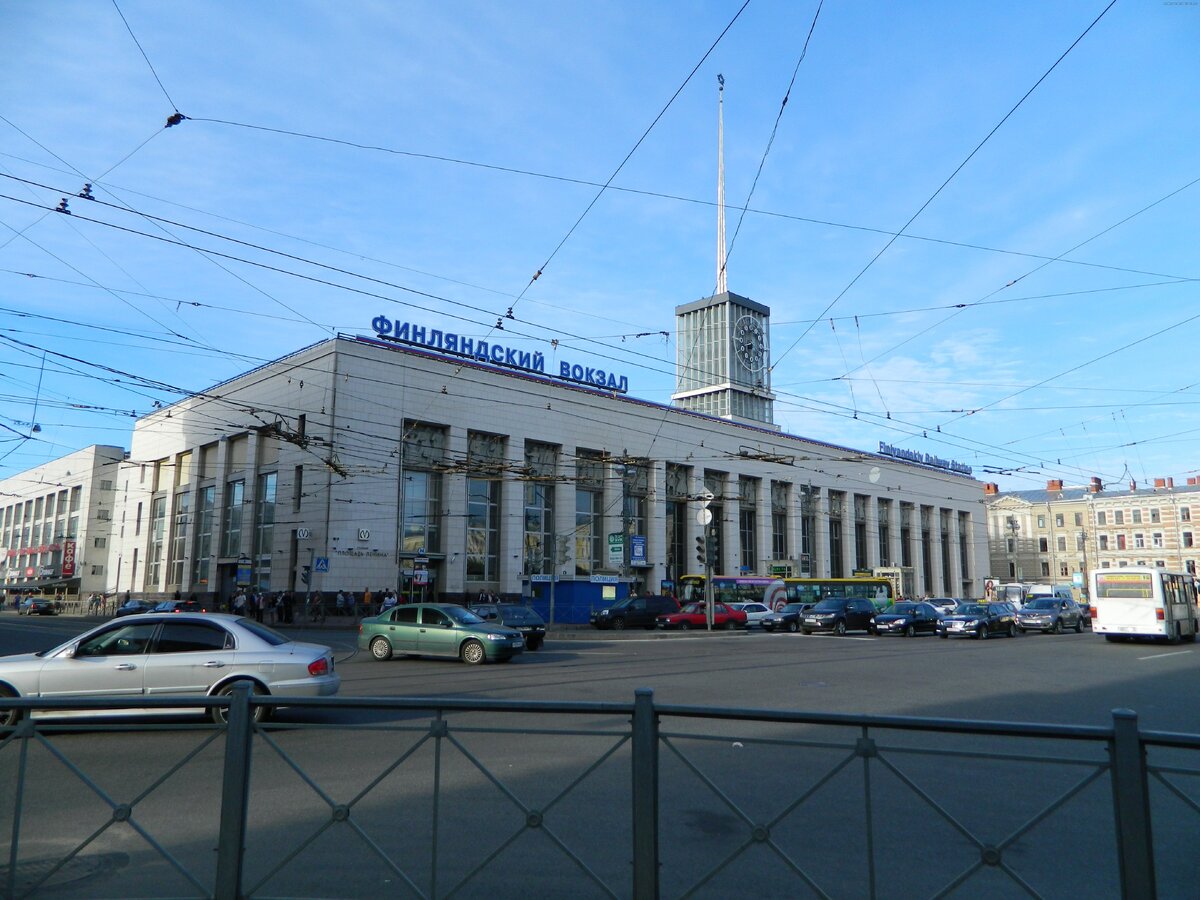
[828,491,845,578]
[621,460,649,571]
[466,432,504,582]
[771,481,789,562]
[253,472,277,584]
[705,472,726,573]
[169,492,190,585]
[940,510,951,590]
[738,477,758,574]
[523,443,557,576]
[401,422,446,554]
[900,503,913,568]
[877,499,892,566]
[221,479,245,557]
[666,465,690,581]
[853,495,868,572]
[575,451,605,576]
[920,506,932,592]
[147,496,167,586]
[800,485,817,576]
[192,485,215,585]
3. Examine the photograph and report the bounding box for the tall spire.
[716,73,727,295]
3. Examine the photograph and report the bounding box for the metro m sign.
[61,540,76,578]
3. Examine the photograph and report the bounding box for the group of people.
[228,588,296,624]
[297,587,402,621]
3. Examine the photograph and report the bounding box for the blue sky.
[0,0,1196,493]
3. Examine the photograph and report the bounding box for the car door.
[417,607,459,656]
[382,606,421,653]
[849,600,874,631]
[143,620,237,696]
[38,620,159,700]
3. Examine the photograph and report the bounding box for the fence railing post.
[632,688,659,900]
[215,683,255,900]
[1110,708,1155,899]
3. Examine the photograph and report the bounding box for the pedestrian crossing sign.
[314,557,330,573]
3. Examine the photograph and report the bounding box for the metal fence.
[2,688,1198,899]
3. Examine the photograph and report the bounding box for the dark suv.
[472,603,548,650]
[591,595,679,630]
[800,597,878,635]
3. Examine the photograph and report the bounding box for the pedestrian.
[282,591,294,624]
[254,591,265,623]
[363,587,373,617]
[233,589,246,616]
[336,590,346,616]
[347,591,358,619]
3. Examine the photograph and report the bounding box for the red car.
[656,602,747,631]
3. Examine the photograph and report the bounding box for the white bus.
[1090,567,1200,643]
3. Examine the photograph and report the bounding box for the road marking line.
[1137,650,1192,661]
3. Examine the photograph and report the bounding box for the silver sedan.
[0,613,339,725]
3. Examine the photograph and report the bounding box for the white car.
[0,613,339,726]
[729,602,772,626]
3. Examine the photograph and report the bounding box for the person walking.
[335,590,346,617]
[363,587,373,617]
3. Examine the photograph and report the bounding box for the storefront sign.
[630,535,647,566]
[369,316,629,393]
[61,540,76,577]
[878,442,972,476]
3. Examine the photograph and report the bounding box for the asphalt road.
[1,617,1198,898]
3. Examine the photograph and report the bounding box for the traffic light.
[695,536,706,567]
[300,565,311,586]
[705,533,718,569]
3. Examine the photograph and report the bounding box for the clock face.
[734,315,766,371]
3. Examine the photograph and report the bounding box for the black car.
[1016,597,1087,634]
[760,602,815,633]
[18,597,59,616]
[938,602,1018,639]
[872,601,942,637]
[471,603,547,650]
[590,595,679,630]
[114,599,156,617]
[800,597,878,635]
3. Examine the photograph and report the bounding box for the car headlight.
[598,610,610,617]
[961,619,979,628]
[485,633,509,641]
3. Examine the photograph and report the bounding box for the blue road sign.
[314,557,330,573]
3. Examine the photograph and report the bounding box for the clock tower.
[670,75,777,429]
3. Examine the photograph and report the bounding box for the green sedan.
[358,603,525,664]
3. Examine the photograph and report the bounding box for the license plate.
[513,639,524,647]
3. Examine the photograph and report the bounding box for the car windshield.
[236,619,290,646]
[889,603,919,615]
[958,604,986,616]
[812,599,844,612]
[681,603,704,614]
[1024,598,1058,610]
[152,601,176,611]
[444,606,485,625]
[499,607,543,625]
[780,603,806,613]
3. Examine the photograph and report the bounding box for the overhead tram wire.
[5,138,1194,294]
[721,0,822,284]
[811,172,1200,467]
[770,0,1119,373]
[110,0,180,114]
[0,185,707,390]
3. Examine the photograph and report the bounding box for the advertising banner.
[61,540,76,577]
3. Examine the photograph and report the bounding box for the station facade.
[106,332,989,621]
